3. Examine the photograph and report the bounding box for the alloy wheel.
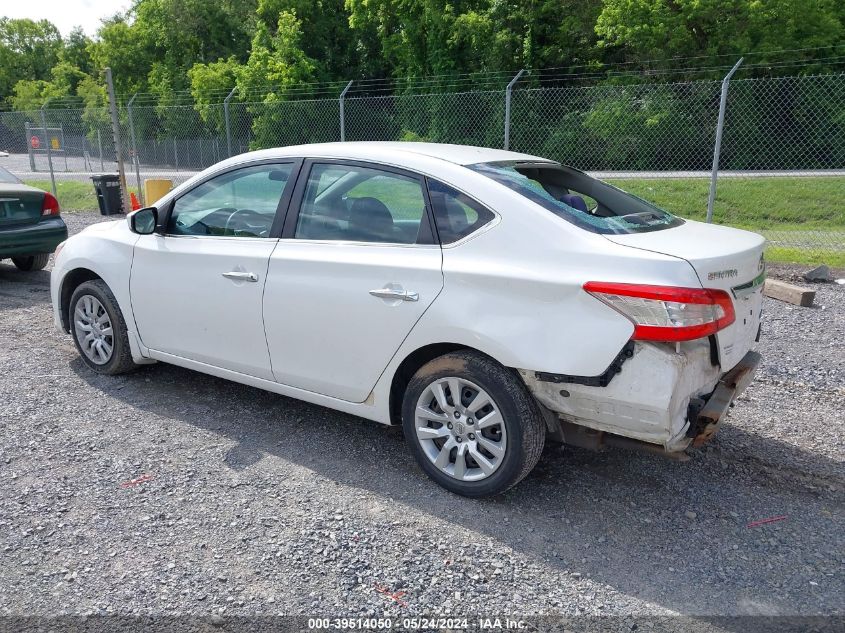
[73,294,114,365]
[414,377,507,482]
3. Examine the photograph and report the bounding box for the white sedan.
[51,142,765,496]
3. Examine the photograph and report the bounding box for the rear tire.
[12,253,50,271]
[69,280,138,375]
[401,350,545,497]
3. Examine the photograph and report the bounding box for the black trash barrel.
[91,174,124,215]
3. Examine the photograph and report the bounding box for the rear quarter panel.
[396,178,705,378]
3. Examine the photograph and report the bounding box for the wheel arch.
[59,268,103,332]
[388,342,516,425]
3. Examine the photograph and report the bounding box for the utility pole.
[105,67,131,213]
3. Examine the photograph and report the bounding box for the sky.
[2,0,132,37]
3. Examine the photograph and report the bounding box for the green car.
[0,166,68,271]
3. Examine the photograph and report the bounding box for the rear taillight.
[42,192,60,216]
[584,281,735,342]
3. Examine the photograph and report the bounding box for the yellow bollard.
[144,179,173,206]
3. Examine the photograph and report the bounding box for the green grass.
[607,176,845,265]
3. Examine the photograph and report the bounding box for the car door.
[131,160,300,380]
[263,160,444,402]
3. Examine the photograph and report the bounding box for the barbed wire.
[3,44,845,110]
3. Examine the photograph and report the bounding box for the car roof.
[225,142,555,168]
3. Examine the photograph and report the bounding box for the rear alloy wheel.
[69,280,137,375]
[12,253,49,271]
[402,351,545,497]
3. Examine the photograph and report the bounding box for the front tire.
[12,253,50,271]
[401,351,545,497]
[69,280,137,375]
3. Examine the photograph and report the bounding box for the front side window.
[167,163,294,238]
[295,163,429,244]
[468,162,683,235]
[427,180,495,244]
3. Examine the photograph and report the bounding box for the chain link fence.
[1,71,842,259]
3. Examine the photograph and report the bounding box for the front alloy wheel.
[402,350,545,497]
[73,294,114,365]
[69,280,137,375]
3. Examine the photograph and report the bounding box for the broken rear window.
[468,162,684,235]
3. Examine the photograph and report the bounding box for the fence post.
[127,93,144,206]
[224,86,237,157]
[97,128,104,171]
[504,69,526,150]
[25,121,36,171]
[39,103,57,198]
[105,67,131,214]
[339,80,353,142]
[707,58,743,223]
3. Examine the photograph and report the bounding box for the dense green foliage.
[2,0,843,110]
[2,1,844,174]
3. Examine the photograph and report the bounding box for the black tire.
[69,280,138,375]
[401,350,545,497]
[12,253,50,271]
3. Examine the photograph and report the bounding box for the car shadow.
[0,262,52,310]
[69,357,843,622]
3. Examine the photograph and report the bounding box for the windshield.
[468,162,683,234]
[0,166,22,184]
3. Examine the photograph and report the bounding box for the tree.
[61,27,94,76]
[0,18,62,100]
[189,57,241,134]
[237,11,318,147]
[256,0,357,79]
[595,0,844,73]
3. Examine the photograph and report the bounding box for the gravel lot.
[1,212,843,625]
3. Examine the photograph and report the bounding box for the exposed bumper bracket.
[687,350,761,446]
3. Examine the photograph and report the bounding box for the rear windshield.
[0,166,21,184]
[468,161,683,234]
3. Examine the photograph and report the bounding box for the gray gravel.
[0,212,843,621]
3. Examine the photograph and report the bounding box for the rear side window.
[469,162,684,235]
[427,180,494,244]
[295,163,430,244]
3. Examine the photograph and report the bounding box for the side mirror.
[129,207,157,235]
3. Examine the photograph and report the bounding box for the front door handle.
[222,271,258,282]
[369,287,419,302]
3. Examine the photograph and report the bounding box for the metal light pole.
[707,58,744,223]
[339,80,354,142]
[504,69,526,150]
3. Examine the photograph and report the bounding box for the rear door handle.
[222,271,258,282]
[369,287,419,302]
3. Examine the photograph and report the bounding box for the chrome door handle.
[222,271,258,282]
[369,288,419,302]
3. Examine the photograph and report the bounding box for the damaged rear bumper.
[686,350,761,447]
[519,342,760,453]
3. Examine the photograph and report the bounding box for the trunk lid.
[0,184,45,227]
[605,219,766,371]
